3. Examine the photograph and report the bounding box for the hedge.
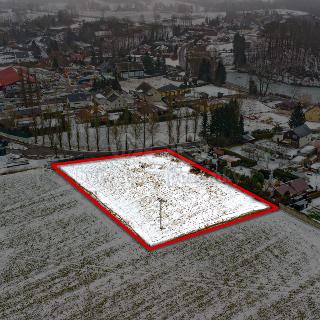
[273,169,298,182]
[223,149,257,168]
[252,129,274,140]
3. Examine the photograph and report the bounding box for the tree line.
[28,101,204,154]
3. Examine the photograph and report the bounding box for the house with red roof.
[0,66,34,89]
[273,178,309,203]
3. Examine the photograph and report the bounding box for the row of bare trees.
[33,104,202,154]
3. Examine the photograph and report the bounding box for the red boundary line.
[51,149,279,251]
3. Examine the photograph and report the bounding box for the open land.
[57,151,270,248]
[0,168,320,319]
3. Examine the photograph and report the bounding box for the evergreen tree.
[208,99,242,145]
[233,32,246,67]
[214,60,226,85]
[289,104,306,128]
[239,114,245,135]
[52,57,59,70]
[111,77,122,91]
[142,53,155,75]
[198,59,212,83]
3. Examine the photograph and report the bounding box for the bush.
[273,169,298,182]
[252,129,274,140]
[259,169,271,179]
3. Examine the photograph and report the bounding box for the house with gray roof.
[283,124,312,148]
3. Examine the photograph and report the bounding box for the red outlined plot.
[51,149,279,251]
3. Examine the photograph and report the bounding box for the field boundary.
[51,149,279,250]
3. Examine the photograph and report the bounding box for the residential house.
[67,93,92,109]
[283,124,312,148]
[43,96,66,112]
[106,93,127,111]
[96,88,127,111]
[94,30,112,42]
[158,84,190,98]
[135,82,162,103]
[273,178,309,203]
[305,105,320,122]
[136,100,167,118]
[115,62,144,80]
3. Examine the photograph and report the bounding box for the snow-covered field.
[1,168,320,319]
[59,152,269,247]
[241,98,320,132]
[120,76,182,92]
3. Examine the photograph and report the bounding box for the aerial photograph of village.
[0,0,320,319]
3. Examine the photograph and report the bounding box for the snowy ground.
[241,98,320,132]
[1,168,320,319]
[59,152,269,247]
[192,85,237,97]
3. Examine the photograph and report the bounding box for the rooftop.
[293,124,312,138]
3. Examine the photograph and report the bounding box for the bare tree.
[75,120,80,151]
[65,103,72,150]
[47,112,55,149]
[184,107,190,142]
[175,108,183,144]
[105,118,111,152]
[248,40,284,96]
[78,109,92,151]
[147,112,159,147]
[93,106,100,152]
[40,111,45,146]
[192,108,200,141]
[167,104,174,145]
[137,101,150,149]
[111,123,122,151]
[57,113,64,149]
[122,107,131,152]
[31,116,38,144]
[132,114,143,149]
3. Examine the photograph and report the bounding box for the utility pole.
[158,198,166,230]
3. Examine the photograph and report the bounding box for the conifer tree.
[289,104,305,128]
[214,60,226,85]
[233,32,246,67]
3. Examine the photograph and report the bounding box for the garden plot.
[56,151,274,248]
